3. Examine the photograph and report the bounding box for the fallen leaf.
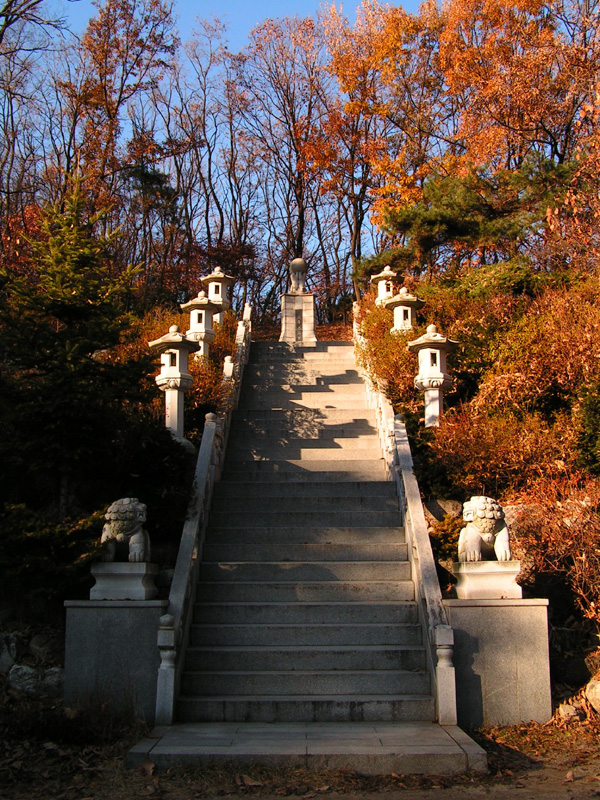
[316,787,330,793]
[241,774,263,786]
[137,760,155,778]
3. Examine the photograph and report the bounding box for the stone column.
[370,265,399,306]
[200,266,235,325]
[408,324,458,427]
[384,286,425,333]
[148,326,199,439]
[180,290,220,357]
[279,257,317,345]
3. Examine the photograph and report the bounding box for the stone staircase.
[176,341,435,723]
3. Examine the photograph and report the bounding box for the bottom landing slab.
[128,721,487,775]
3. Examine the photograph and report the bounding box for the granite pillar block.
[444,599,552,728]
[64,599,166,722]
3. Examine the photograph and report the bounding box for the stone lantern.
[370,265,399,306]
[180,290,220,357]
[384,286,425,333]
[407,324,458,427]
[148,325,199,439]
[280,256,317,345]
[200,266,235,325]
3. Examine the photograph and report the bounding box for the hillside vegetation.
[1,0,600,634]
[356,266,600,627]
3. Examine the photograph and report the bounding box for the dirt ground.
[3,693,600,800]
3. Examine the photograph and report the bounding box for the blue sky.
[58,0,422,52]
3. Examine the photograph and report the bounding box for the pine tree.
[369,158,574,279]
[0,176,152,518]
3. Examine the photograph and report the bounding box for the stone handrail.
[364,378,457,726]
[155,305,252,725]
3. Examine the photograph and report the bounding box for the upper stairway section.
[232,342,386,482]
[239,342,368,410]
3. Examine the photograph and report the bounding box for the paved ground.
[129,721,487,774]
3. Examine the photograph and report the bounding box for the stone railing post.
[223,355,235,380]
[435,624,457,725]
[155,614,177,724]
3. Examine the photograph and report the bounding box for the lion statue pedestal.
[90,562,159,600]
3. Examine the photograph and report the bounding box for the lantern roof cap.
[200,266,235,287]
[383,286,425,310]
[180,290,221,313]
[148,325,200,354]
[370,265,399,285]
[407,324,458,353]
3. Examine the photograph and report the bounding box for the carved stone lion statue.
[458,495,511,562]
[100,498,151,563]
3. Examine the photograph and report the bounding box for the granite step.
[210,495,398,513]
[220,460,386,481]
[191,601,419,626]
[199,561,412,583]
[189,622,422,646]
[230,421,378,437]
[180,669,430,697]
[184,645,427,672]
[232,408,377,423]
[212,481,396,498]
[202,543,408,562]
[244,363,363,377]
[204,527,404,544]
[208,510,402,528]
[195,580,415,603]
[186,643,425,673]
[175,696,436,723]
[240,380,367,393]
[226,442,383,460]
[238,396,372,411]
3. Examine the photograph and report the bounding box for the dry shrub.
[429,406,577,501]
[316,322,353,341]
[124,308,238,442]
[429,514,463,563]
[489,280,600,415]
[355,296,421,412]
[470,371,536,416]
[512,476,600,625]
[418,281,528,390]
